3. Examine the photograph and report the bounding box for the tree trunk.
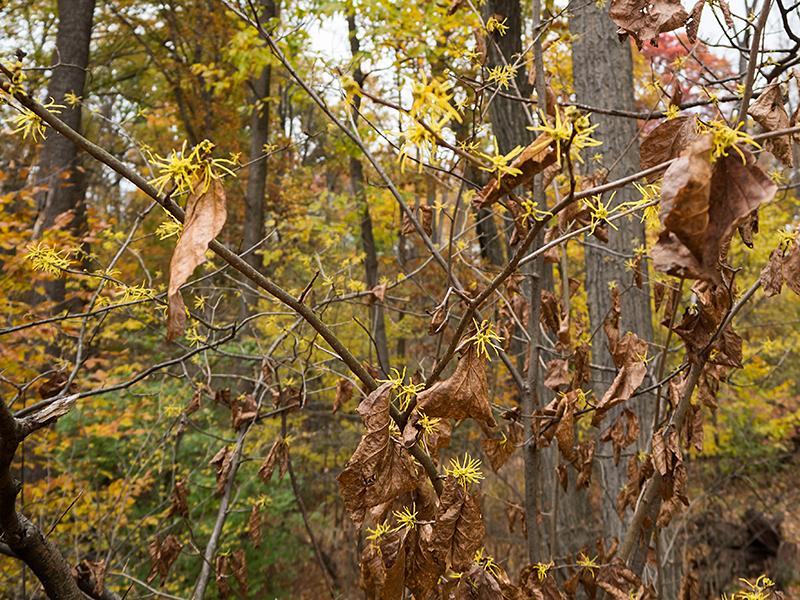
[569,0,660,574]
[348,14,391,377]
[240,0,277,314]
[32,0,96,308]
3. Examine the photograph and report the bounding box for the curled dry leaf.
[416,342,498,427]
[216,555,229,600]
[573,343,591,391]
[231,549,248,597]
[168,478,189,519]
[591,361,648,427]
[257,438,290,485]
[784,238,800,296]
[747,80,793,167]
[430,476,485,572]
[333,378,355,413]
[428,304,449,336]
[166,176,227,342]
[519,564,566,600]
[573,440,597,491]
[610,0,688,49]
[685,0,705,44]
[481,433,516,473]
[544,358,570,390]
[337,382,418,529]
[455,565,503,600]
[473,134,557,208]
[420,205,433,237]
[504,502,527,537]
[249,502,261,549]
[404,524,447,600]
[210,445,234,496]
[230,393,258,430]
[791,69,800,142]
[185,389,201,415]
[76,559,106,597]
[558,463,569,492]
[38,371,79,399]
[651,135,777,282]
[555,392,577,461]
[371,282,388,305]
[146,534,183,585]
[360,533,406,600]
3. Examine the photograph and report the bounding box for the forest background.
[0,0,800,598]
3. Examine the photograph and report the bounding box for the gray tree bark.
[348,15,391,377]
[570,4,670,589]
[32,0,96,308]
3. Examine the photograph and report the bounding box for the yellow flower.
[463,319,505,359]
[486,17,509,36]
[478,137,524,180]
[25,243,73,275]
[445,454,485,488]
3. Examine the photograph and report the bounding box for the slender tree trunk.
[348,15,390,376]
[240,0,277,313]
[32,0,96,308]
[569,2,664,583]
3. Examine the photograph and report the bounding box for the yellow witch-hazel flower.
[576,553,599,576]
[25,242,73,275]
[486,16,509,36]
[378,367,425,411]
[409,73,462,125]
[463,319,504,359]
[393,503,418,531]
[487,64,517,91]
[699,120,760,163]
[586,192,620,236]
[148,139,236,195]
[7,99,65,142]
[533,560,554,580]
[445,453,484,488]
[365,521,395,551]
[528,106,601,165]
[473,548,500,576]
[478,136,524,181]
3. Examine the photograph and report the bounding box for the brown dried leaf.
[166,177,227,342]
[372,282,388,305]
[360,533,406,600]
[231,393,258,430]
[540,290,560,336]
[210,446,234,496]
[473,134,558,208]
[430,476,485,572]
[558,463,569,492]
[792,70,800,142]
[748,80,793,167]
[404,524,447,600]
[685,0,705,44]
[168,478,189,519]
[784,238,800,296]
[573,343,591,391]
[504,502,527,538]
[717,0,734,27]
[610,0,688,49]
[76,559,106,597]
[653,281,667,312]
[38,371,79,399]
[520,564,566,600]
[185,389,201,415]
[231,549,248,597]
[591,361,647,427]
[574,440,597,491]
[544,358,570,390]
[333,378,355,413]
[761,246,784,298]
[543,226,560,264]
[603,286,622,358]
[337,382,418,529]
[416,343,497,427]
[420,205,433,237]
[147,534,183,585]
[449,0,464,15]
[657,135,713,266]
[473,28,487,62]
[482,435,516,473]
[249,502,261,549]
[455,565,503,600]
[216,555,229,600]
[652,135,777,282]
[555,393,576,461]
